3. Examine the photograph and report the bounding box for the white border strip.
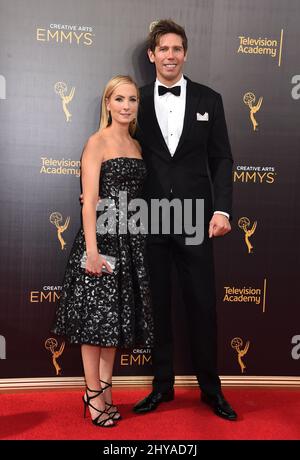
[1,375,300,391]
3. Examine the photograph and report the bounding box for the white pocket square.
[197,112,209,121]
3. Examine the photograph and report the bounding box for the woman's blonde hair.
[99,75,139,137]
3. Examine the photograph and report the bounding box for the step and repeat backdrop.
[0,0,299,380]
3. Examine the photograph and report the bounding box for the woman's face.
[106,83,138,126]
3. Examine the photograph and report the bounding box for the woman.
[52,75,154,427]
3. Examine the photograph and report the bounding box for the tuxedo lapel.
[140,78,201,160]
[174,77,200,157]
[141,83,170,157]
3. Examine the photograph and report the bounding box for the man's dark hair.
[147,19,188,53]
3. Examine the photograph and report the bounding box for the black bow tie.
[158,85,181,96]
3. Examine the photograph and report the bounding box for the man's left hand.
[209,214,231,238]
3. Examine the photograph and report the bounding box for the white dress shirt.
[154,74,229,220]
[154,75,186,156]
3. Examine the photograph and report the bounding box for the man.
[133,19,237,421]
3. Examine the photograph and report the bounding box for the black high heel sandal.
[82,386,116,427]
[100,379,122,421]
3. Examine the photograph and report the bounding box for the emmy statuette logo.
[54,81,75,122]
[231,337,250,373]
[238,217,257,254]
[149,20,160,32]
[243,92,263,131]
[45,337,65,375]
[50,212,70,250]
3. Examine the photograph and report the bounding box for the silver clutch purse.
[80,252,116,274]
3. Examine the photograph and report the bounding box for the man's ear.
[147,48,155,63]
[184,51,188,62]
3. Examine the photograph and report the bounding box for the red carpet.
[1,387,300,440]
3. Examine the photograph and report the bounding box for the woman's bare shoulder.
[85,130,108,149]
[82,131,108,160]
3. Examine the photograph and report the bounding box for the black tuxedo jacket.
[136,77,233,218]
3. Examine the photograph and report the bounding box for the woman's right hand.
[85,252,112,276]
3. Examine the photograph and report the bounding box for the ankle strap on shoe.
[86,386,104,400]
[100,379,112,391]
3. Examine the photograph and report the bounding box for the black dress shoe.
[133,389,174,414]
[201,392,237,421]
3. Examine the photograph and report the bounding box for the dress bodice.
[100,157,146,201]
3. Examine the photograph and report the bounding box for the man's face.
[148,33,187,86]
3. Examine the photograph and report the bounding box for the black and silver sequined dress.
[52,157,154,348]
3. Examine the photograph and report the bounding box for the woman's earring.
[108,110,112,124]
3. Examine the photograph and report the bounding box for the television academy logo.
[40,157,80,177]
[237,30,284,66]
[223,279,267,312]
[0,75,6,100]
